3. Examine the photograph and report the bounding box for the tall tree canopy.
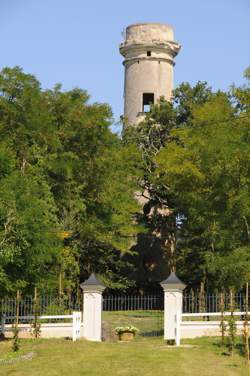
[156,91,250,289]
[125,73,250,291]
[0,66,249,295]
[0,67,141,296]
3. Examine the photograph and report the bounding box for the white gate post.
[72,311,82,341]
[161,272,186,346]
[80,274,106,342]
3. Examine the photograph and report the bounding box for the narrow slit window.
[147,51,151,57]
[143,93,154,112]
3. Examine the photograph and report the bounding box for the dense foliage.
[0,67,141,296]
[0,66,249,296]
[124,70,250,291]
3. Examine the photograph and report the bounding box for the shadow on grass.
[141,329,164,338]
[212,337,246,358]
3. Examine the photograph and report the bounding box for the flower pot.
[118,332,135,341]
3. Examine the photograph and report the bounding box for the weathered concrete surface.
[120,23,180,125]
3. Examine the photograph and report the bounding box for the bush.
[114,325,139,335]
[12,325,20,352]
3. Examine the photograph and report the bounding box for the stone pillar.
[80,274,106,342]
[161,272,186,346]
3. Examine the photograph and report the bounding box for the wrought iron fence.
[1,291,248,325]
[0,295,82,324]
[102,294,164,340]
[183,292,248,313]
[103,294,164,311]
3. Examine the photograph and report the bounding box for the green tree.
[0,171,61,294]
[44,84,143,289]
[124,76,249,290]
[123,83,213,288]
[155,83,250,289]
[0,67,143,294]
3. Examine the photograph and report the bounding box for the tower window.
[147,51,151,57]
[143,93,154,112]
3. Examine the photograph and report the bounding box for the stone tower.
[119,23,180,125]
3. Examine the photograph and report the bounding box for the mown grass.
[0,336,248,376]
[103,310,163,340]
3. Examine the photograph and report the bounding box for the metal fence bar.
[0,295,82,324]
[1,292,248,316]
[182,292,249,313]
[102,294,163,311]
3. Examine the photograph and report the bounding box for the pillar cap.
[80,273,106,291]
[160,272,186,291]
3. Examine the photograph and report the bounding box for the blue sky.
[1,0,249,126]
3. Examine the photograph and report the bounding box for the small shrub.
[12,325,20,352]
[219,292,227,345]
[32,291,42,338]
[227,289,237,356]
[242,322,250,360]
[31,318,41,338]
[227,315,237,355]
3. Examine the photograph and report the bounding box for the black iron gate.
[102,294,164,341]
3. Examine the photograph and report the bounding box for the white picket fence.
[1,312,82,341]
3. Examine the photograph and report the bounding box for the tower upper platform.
[120,23,180,64]
[119,23,181,125]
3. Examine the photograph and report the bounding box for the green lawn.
[102,310,163,340]
[0,336,247,376]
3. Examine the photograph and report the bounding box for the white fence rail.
[1,312,82,341]
[182,311,246,318]
[180,311,248,339]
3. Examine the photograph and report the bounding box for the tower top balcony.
[119,22,181,125]
[119,23,181,61]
